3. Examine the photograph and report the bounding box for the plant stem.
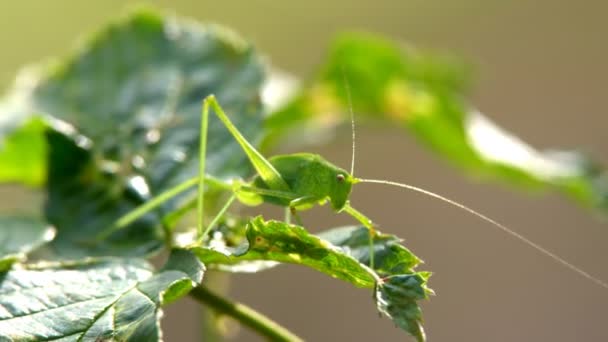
[190,286,303,342]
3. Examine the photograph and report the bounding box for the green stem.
[190,286,303,342]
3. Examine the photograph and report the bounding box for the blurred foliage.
[0,118,46,186]
[0,216,53,271]
[268,33,608,211]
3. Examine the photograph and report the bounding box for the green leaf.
[202,221,423,277]
[0,249,204,341]
[12,8,265,187]
[1,9,266,256]
[319,226,432,342]
[43,129,164,258]
[317,225,421,276]
[376,273,431,342]
[193,217,377,287]
[267,32,608,212]
[0,118,47,187]
[193,217,431,340]
[0,216,55,271]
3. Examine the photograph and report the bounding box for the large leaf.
[267,32,608,212]
[193,217,431,340]
[0,249,203,341]
[0,216,55,271]
[0,9,266,256]
[43,129,164,258]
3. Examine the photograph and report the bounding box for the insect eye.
[336,174,345,182]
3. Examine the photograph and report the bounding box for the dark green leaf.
[0,249,203,341]
[20,8,265,188]
[43,129,164,258]
[267,32,608,212]
[0,216,54,271]
[320,226,432,341]
[376,273,432,342]
[1,9,266,256]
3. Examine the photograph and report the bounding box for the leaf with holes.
[193,217,431,340]
[193,217,377,287]
[0,249,203,341]
[201,222,422,277]
[317,225,421,276]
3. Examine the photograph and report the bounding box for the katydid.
[100,94,608,290]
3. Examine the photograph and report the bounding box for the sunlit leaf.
[193,217,377,287]
[193,217,431,340]
[0,249,203,341]
[267,32,608,212]
[0,216,54,271]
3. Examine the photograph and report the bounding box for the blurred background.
[1,1,607,341]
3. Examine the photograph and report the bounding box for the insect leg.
[288,196,319,227]
[342,203,376,269]
[204,95,290,192]
[197,193,237,244]
[284,207,292,224]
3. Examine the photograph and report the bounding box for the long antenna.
[357,177,608,290]
[341,69,356,176]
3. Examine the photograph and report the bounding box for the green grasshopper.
[98,94,608,289]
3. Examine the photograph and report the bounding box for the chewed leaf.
[193,216,377,288]
[194,217,431,340]
[321,226,432,341]
[317,225,421,276]
[0,249,203,341]
[267,32,608,213]
[0,216,55,271]
[202,223,423,276]
[376,274,432,342]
